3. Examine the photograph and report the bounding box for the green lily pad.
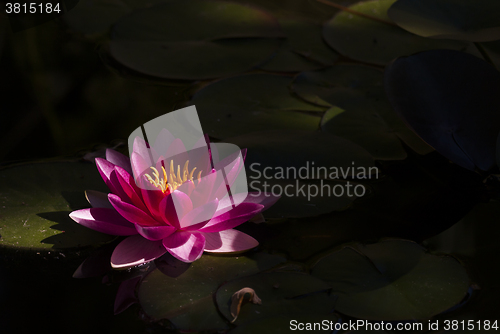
[311,239,469,320]
[0,161,114,250]
[424,201,500,321]
[388,0,500,42]
[216,272,336,325]
[323,0,471,66]
[109,0,284,80]
[385,49,500,171]
[191,74,324,139]
[259,18,339,72]
[63,0,132,35]
[138,252,286,332]
[291,64,432,159]
[228,314,339,334]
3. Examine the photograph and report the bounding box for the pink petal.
[190,171,217,208]
[199,203,264,233]
[133,136,157,164]
[203,229,258,253]
[211,157,242,201]
[140,185,166,222]
[159,190,193,229]
[69,208,137,236]
[111,235,167,268]
[162,231,205,263]
[130,152,151,184]
[180,198,219,229]
[152,129,175,157]
[114,166,149,213]
[163,138,188,163]
[106,149,132,175]
[135,224,176,241]
[109,193,161,227]
[85,190,113,209]
[114,276,141,315]
[95,158,127,199]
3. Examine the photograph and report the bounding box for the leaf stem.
[316,0,399,27]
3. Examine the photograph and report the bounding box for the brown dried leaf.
[230,287,262,322]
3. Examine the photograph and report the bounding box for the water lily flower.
[70,132,279,268]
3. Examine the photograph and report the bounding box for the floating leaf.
[293,64,433,158]
[249,179,363,219]
[311,239,469,320]
[259,17,339,72]
[109,0,284,80]
[227,129,376,179]
[137,252,286,332]
[0,161,115,250]
[216,272,336,325]
[63,0,132,35]
[424,200,500,320]
[192,74,324,139]
[385,49,500,171]
[388,0,500,42]
[323,0,471,66]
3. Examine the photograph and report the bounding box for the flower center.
[144,160,201,193]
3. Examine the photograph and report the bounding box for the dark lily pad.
[216,272,336,325]
[109,0,284,80]
[227,130,377,179]
[388,0,500,42]
[63,0,132,35]
[481,40,500,70]
[384,49,500,171]
[424,200,500,320]
[323,0,471,66]
[137,252,286,332]
[191,74,324,139]
[259,17,339,72]
[311,239,469,320]
[293,64,433,159]
[228,314,339,334]
[0,161,114,250]
[249,178,364,219]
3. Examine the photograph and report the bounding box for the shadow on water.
[37,211,114,249]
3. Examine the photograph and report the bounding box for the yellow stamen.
[144,159,199,193]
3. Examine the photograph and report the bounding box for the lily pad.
[384,49,500,171]
[138,252,286,331]
[424,200,500,320]
[216,272,336,325]
[227,130,377,179]
[249,178,363,218]
[323,0,471,66]
[63,0,132,35]
[259,17,339,72]
[109,0,284,80]
[191,74,324,139]
[311,239,469,320]
[388,0,500,42]
[0,161,115,250]
[228,314,339,334]
[291,64,432,159]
